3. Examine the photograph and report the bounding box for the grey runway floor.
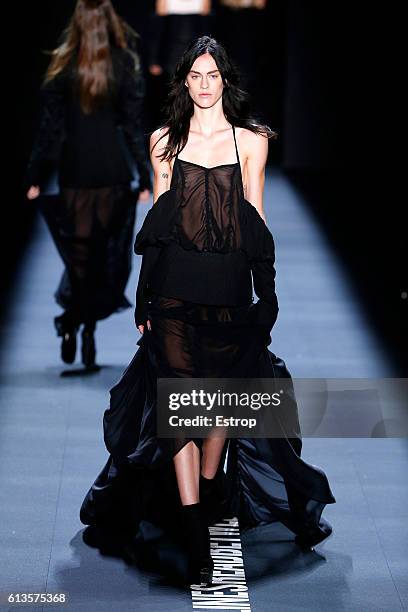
[0,173,407,611]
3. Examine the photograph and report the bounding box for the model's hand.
[137,320,152,334]
[138,189,151,203]
[155,0,168,16]
[149,64,163,76]
[27,185,40,200]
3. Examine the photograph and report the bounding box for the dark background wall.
[281,2,406,373]
[5,1,406,373]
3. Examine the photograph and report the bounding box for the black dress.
[26,47,152,327]
[80,126,336,570]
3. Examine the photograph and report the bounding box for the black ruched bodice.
[171,159,243,253]
[134,126,279,328]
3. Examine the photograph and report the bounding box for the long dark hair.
[45,0,139,114]
[152,35,277,161]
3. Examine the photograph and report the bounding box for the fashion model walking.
[81,36,336,586]
[26,0,152,368]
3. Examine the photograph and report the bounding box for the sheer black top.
[134,125,278,329]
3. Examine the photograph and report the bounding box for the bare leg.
[173,440,200,505]
[201,435,226,479]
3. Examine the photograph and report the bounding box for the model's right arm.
[150,128,171,204]
[117,53,152,193]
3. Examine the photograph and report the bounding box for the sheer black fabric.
[39,185,137,325]
[173,161,243,253]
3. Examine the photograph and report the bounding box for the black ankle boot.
[200,472,228,526]
[61,331,77,364]
[295,520,332,550]
[81,328,96,368]
[54,314,77,364]
[182,503,214,585]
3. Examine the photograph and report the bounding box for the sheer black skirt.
[39,185,137,326]
[80,293,336,548]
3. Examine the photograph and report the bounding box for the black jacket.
[26,47,152,191]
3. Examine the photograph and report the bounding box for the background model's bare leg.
[173,440,200,505]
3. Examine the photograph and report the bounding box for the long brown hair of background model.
[44,0,138,114]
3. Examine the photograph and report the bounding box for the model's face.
[185,53,224,108]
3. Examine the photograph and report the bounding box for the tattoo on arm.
[162,172,169,179]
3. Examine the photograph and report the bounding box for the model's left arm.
[117,52,152,192]
[245,130,279,334]
[243,130,268,223]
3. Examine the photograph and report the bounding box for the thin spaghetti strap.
[232,125,240,165]
[172,143,181,175]
[232,125,245,194]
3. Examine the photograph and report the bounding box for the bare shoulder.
[150,127,169,152]
[236,126,269,159]
[150,127,170,168]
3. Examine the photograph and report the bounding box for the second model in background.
[25,0,152,370]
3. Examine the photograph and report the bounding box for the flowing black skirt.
[80,294,336,561]
[39,185,137,325]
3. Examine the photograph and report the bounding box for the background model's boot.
[81,323,96,367]
[182,502,213,585]
[54,312,77,364]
